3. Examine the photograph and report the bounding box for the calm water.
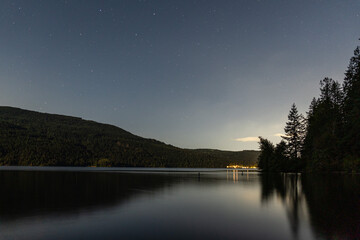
[0,168,359,240]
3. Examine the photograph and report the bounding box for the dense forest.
[258,43,360,173]
[0,107,259,168]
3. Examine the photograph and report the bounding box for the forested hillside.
[0,107,259,167]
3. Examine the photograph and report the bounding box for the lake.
[0,167,359,240]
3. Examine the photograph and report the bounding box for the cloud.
[234,137,259,142]
[274,133,286,137]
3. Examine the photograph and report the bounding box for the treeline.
[0,107,259,168]
[258,43,360,172]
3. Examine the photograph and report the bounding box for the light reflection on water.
[0,168,358,240]
[226,169,251,182]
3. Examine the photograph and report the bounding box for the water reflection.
[302,174,360,240]
[260,174,304,239]
[0,171,182,221]
[226,169,250,182]
[260,173,360,240]
[0,170,359,239]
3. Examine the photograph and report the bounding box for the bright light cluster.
[226,165,257,169]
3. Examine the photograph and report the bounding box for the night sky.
[1,0,359,151]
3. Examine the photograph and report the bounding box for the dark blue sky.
[1,0,359,150]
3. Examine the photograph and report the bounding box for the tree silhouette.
[343,46,360,169]
[282,103,305,171]
[257,137,275,171]
[258,41,360,173]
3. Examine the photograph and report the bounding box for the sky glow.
[0,0,359,150]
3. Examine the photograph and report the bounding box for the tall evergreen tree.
[258,41,360,173]
[302,78,343,171]
[257,137,275,171]
[282,103,305,171]
[274,140,288,172]
[302,98,318,170]
[343,45,360,166]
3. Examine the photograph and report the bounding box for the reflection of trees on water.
[260,174,303,239]
[301,174,360,240]
[0,171,183,221]
[0,170,254,223]
[260,173,360,240]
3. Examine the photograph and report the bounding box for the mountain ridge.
[0,106,259,167]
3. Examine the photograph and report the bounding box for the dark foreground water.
[0,168,359,240]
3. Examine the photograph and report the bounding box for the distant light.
[226,165,257,169]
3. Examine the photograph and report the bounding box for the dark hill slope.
[0,107,259,167]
